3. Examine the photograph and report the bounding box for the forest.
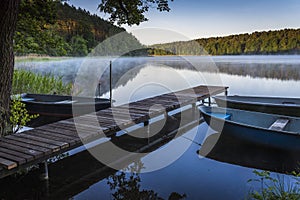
[150,29,300,55]
[14,0,144,56]
[14,0,299,57]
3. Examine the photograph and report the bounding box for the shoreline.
[15,55,73,62]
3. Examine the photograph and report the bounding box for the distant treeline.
[14,0,144,56]
[150,29,300,55]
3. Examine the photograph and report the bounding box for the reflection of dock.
[0,108,202,199]
[0,85,228,179]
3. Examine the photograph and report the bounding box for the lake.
[5,55,300,199]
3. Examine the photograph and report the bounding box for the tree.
[0,0,173,136]
[98,0,174,25]
[0,0,21,135]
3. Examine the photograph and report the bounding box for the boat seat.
[54,100,77,104]
[268,118,289,131]
[209,112,231,120]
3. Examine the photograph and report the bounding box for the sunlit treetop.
[98,0,173,26]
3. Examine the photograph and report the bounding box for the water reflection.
[8,55,300,199]
[198,131,300,174]
[0,109,197,199]
[15,56,300,100]
[107,162,186,200]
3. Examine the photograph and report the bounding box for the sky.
[69,0,300,45]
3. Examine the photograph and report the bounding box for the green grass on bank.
[15,56,70,63]
[13,69,73,95]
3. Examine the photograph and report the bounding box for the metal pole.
[110,61,112,105]
[98,81,101,97]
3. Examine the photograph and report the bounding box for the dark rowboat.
[214,95,300,117]
[19,93,111,127]
[199,105,300,152]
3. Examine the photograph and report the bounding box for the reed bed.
[13,70,72,95]
[12,70,72,95]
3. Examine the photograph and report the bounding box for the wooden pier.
[0,85,227,179]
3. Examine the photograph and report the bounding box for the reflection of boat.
[199,106,300,151]
[214,95,300,117]
[198,133,300,174]
[19,93,111,127]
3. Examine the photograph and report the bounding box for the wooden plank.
[43,123,83,138]
[0,147,34,162]
[0,141,43,159]
[127,102,165,111]
[27,130,78,146]
[0,152,26,165]
[36,125,80,139]
[6,135,61,152]
[0,157,17,170]
[105,108,145,118]
[97,110,138,121]
[18,133,69,149]
[0,138,52,155]
[96,113,133,124]
[34,127,80,140]
[58,120,104,132]
[56,121,108,140]
[113,107,150,116]
[71,116,110,128]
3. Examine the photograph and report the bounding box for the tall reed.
[13,70,73,95]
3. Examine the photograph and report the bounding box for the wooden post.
[225,88,228,96]
[110,61,113,105]
[192,103,196,116]
[44,161,49,180]
[144,120,149,126]
[208,97,211,106]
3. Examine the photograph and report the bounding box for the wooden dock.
[0,85,227,179]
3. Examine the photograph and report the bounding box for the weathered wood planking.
[0,85,227,178]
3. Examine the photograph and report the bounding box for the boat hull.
[199,106,300,152]
[20,94,111,127]
[214,96,300,117]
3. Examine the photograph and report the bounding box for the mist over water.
[8,55,300,199]
[15,55,300,99]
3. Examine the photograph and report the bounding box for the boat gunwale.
[20,93,111,106]
[199,106,300,136]
[214,96,300,108]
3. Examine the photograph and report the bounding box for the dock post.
[208,97,211,106]
[44,161,49,180]
[144,120,149,126]
[192,103,196,116]
[225,88,228,96]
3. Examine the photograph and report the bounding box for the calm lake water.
[5,55,300,199]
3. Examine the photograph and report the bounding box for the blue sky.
[69,0,300,45]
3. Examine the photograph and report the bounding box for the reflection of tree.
[217,63,300,81]
[108,171,162,200]
[107,161,186,200]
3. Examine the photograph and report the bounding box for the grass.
[15,56,69,63]
[13,69,73,95]
[248,170,300,200]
